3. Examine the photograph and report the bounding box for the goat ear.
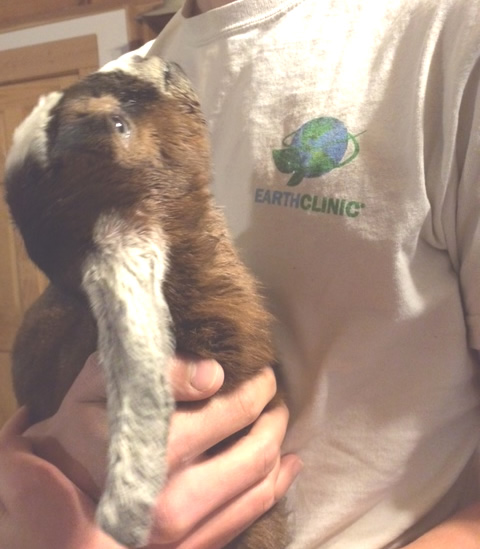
[5,156,43,229]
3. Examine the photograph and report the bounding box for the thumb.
[169,354,224,402]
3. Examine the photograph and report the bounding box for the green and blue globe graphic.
[273,117,362,186]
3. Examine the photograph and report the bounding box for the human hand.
[22,352,227,501]
[0,407,123,549]
[149,368,298,549]
[21,354,301,549]
[24,353,230,501]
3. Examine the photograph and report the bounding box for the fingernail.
[189,359,223,391]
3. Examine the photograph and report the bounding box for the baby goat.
[4,55,286,548]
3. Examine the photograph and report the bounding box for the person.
[1,0,480,547]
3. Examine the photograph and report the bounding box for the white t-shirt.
[144,0,480,546]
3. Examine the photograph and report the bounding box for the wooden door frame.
[0,34,99,86]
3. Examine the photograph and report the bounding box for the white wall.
[0,10,130,66]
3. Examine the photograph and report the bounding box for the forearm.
[404,502,480,549]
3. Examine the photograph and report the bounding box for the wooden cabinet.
[0,35,99,426]
[0,1,166,50]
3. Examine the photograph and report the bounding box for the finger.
[169,354,224,402]
[167,367,278,467]
[0,407,30,444]
[69,352,107,404]
[185,453,302,549]
[154,453,302,549]
[151,403,289,543]
[24,421,105,503]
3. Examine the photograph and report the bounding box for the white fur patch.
[5,91,63,174]
[82,213,175,547]
[98,41,151,75]
[98,46,170,95]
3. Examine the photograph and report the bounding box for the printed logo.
[254,189,365,218]
[272,117,363,187]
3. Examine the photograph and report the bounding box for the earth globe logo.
[272,117,363,187]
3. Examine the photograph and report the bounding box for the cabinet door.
[0,36,98,427]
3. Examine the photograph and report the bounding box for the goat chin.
[5,54,288,548]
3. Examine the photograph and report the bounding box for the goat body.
[4,55,287,547]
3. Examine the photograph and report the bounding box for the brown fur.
[6,58,288,548]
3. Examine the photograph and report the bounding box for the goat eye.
[111,115,130,137]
